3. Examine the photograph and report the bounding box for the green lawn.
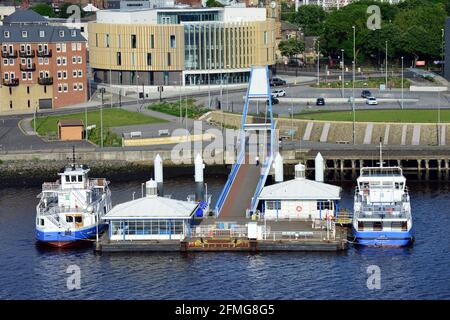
[148,98,208,119]
[33,108,166,146]
[295,109,450,123]
[313,77,412,89]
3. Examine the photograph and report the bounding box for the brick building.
[0,10,88,114]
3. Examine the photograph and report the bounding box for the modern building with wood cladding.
[88,6,276,86]
[0,10,88,115]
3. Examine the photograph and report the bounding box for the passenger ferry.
[352,147,414,247]
[35,158,112,247]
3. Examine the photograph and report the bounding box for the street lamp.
[341,49,345,98]
[316,38,320,86]
[401,56,404,110]
[442,28,445,75]
[100,87,105,149]
[352,25,356,145]
[385,40,388,89]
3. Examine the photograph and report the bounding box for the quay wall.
[208,111,447,146]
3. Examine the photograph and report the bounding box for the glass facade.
[184,71,250,86]
[110,219,185,239]
[157,11,220,24]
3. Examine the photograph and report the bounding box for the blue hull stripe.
[36,224,106,243]
[352,228,414,246]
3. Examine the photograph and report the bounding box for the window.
[170,35,176,48]
[63,84,68,92]
[56,57,61,65]
[62,43,66,53]
[62,57,67,65]
[77,175,82,182]
[3,59,7,65]
[77,43,81,51]
[27,86,29,94]
[73,70,77,77]
[75,216,82,223]
[21,58,25,64]
[57,71,62,79]
[21,31,27,38]
[167,52,171,66]
[9,58,13,65]
[59,30,65,38]
[78,70,82,77]
[151,34,154,48]
[20,44,25,53]
[73,83,78,90]
[65,175,70,182]
[4,31,9,38]
[63,71,67,79]
[77,56,82,64]
[66,216,74,223]
[72,56,76,64]
[117,52,121,66]
[56,43,61,52]
[131,34,136,48]
[147,53,152,66]
[22,72,26,80]
[71,43,76,51]
[71,30,76,37]
[4,72,9,80]
[317,201,332,210]
[27,72,32,80]
[38,57,43,65]
[28,100,30,108]
[44,58,49,65]
[9,101,12,109]
[39,30,45,37]
[78,83,83,91]
[105,33,109,47]
[58,84,62,92]
[266,201,280,210]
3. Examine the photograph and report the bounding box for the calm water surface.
[0,175,449,299]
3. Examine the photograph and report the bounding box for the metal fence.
[261,230,339,241]
[190,225,248,238]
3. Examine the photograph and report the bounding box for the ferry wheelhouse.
[35,162,112,247]
[352,165,414,247]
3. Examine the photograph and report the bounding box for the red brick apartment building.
[0,10,88,114]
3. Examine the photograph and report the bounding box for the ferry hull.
[36,224,106,247]
[352,229,414,247]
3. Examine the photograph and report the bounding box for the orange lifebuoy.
[296,205,302,212]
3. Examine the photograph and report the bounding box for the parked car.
[366,96,378,105]
[271,77,286,86]
[271,89,286,97]
[361,90,372,98]
[316,97,325,106]
[267,95,279,105]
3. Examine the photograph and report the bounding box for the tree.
[294,5,327,36]
[206,0,224,7]
[31,3,55,18]
[278,38,304,58]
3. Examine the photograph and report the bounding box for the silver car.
[271,89,286,97]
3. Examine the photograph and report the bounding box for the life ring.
[296,205,302,213]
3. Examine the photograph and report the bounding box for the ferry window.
[40,219,44,226]
[395,182,400,189]
[373,222,383,231]
[66,216,74,223]
[78,175,82,182]
[75,216,82,223]
[317,201,332,210]
[71,175,76,182]
[65,175,70,182]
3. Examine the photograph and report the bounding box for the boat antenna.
[379,137,383,168]
[72,145,76,168]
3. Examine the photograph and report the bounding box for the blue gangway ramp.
[214,65,275,218]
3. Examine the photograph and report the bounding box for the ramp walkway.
[214,65,275,218]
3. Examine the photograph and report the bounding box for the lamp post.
[316,38,320,86]
[100,87,105,149]
[385,40,388,89]
[442,28,445,75]
[341,49,345,98]
[352,25,356,145]
[401,56,404,110]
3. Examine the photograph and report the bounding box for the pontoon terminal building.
[88,6,276,86]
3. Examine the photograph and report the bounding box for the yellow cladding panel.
[0,84,53,114]
[88,23,184,71]
[89,20,276,71]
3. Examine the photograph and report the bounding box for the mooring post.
[425,159,430,180]
[417,159,422,180]
[351,160,356,179]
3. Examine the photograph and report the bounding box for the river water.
[0,175,449,300]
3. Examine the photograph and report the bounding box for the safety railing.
[214,148,244,217]
[250,153,273,213]
[190,225,248,239]
[261,230,339,241]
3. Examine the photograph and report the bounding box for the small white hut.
[257,163,341,220]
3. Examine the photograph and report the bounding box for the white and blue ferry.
[352,151,414,247]
[35,160,112,247]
